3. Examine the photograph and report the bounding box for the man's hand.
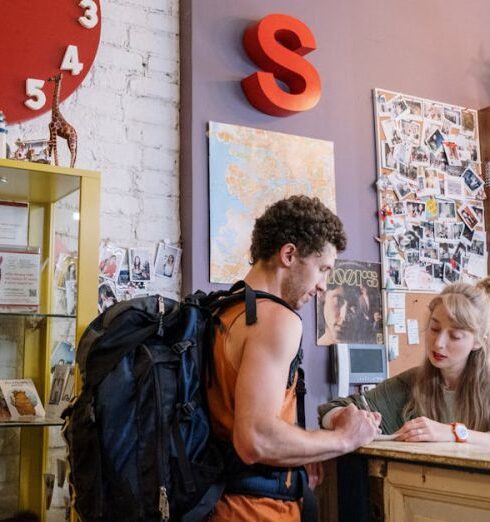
[304,461,325,490]
[394,417,453,442]
[331,404,381,451]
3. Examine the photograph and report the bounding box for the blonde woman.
[319,279,490,445]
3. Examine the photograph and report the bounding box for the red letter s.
[241,13,321,117]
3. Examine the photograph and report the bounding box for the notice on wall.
[0,249,40,307]
[0,201,28,246]
[407,319,420,345]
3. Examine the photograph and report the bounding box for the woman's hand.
[394,417,454,442]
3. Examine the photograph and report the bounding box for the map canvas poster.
[209,122,336,283]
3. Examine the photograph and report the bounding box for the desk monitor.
[333,343,387,397]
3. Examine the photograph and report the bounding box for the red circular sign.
[0,0,101,124]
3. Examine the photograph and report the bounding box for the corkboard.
[388,292,434,377]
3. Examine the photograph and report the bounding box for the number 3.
[24,79,46,110]
[78,0,98,29]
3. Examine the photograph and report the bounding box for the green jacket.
[318,368,418,434]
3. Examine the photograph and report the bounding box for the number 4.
[61,45,84,76]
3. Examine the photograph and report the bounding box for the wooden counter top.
[357,441,490,471]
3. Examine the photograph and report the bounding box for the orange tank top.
[207,301,301,522]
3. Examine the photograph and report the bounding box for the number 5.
[24,79,46,110]
[78,0,98,29]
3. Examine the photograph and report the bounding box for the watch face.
[0,0,101,124]
[455,423,469,440]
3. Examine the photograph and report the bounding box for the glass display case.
[0,159,100,521]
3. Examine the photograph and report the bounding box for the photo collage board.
[374,88,487,292]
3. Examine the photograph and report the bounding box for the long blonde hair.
[403,278,490,430]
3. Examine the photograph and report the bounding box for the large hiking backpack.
[62,282,310,522]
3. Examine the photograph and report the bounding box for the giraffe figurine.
[47,73,77,168]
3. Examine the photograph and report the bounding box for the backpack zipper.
[142,343,170,520]
[159,486,170,521]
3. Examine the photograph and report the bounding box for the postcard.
[129,247,154,283]
[443,107,462,127]
[461,109,476,136]
[410,145,430,167]
[0,379,45,419]
[381,141,397,169]
[390,96,410,119]
[462,167,484,195]
[438,200,456,220]
[443,141,462,167]
[154,242,182,283]
[443,263,461,284]
[444,175,465,200]
[405,98,423,119]
[424,102,444,123]
[50,341,75,372]
[99,243,126,283]
[426,128,444,152]
[458,204,479,230]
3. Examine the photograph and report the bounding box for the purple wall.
[180,0,490,427]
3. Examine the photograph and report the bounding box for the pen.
[360,392,371,412]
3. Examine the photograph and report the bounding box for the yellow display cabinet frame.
[0,159,100,521]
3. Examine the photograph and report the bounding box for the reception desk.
[318,441,490,522]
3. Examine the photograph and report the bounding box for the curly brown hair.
[250,195,346,263]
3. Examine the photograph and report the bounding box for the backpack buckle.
[171,340,193,354]
[179,401,196,418]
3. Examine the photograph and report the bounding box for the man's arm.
[232,302,380,467]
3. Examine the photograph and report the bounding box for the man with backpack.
[206,195,381,521]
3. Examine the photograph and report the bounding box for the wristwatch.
[451,422,469,442]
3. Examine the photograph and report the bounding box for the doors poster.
[374,88,487,291]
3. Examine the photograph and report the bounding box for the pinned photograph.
[394,142,412,164]
[406,201,425,219]
[381,141,396,169]
[400,119,422,144]
[444,175,465,200]
[426,128,444,152]
[443,107,462,127]
[405,249,420,265]
[424,102,444,122]
[391,174,413,200]
[423,168,440,195]
[425,198,439,220]
[422,220,435,238]
[438,242,452,264]
[460,225,474,245]
[461,109,476,136]
[392,201,406,215]
[411,223,424,238]
[438,200,456,220]
[396,229,420,251]
[443,263,460,284]
[471,205,484,225]
[98,282,117,313]
[458,204,479,230]
[155,242,182,282]
[391,96,410,119]
[129,247,154,282]
[450,242,467,269]
[405,98,423,119]
[376,92,391,115]
[410,145,430,167]
[469,231,486,256]
[462,167,484,194]
[398,162,418,183]
[98,243,125,283]
[381,118,400,145]
[442,141,462,167]
[420,239,439,263]
[51,341,75,372]
[386,258,403,286]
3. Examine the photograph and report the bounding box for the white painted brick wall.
[1,0,180,516]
